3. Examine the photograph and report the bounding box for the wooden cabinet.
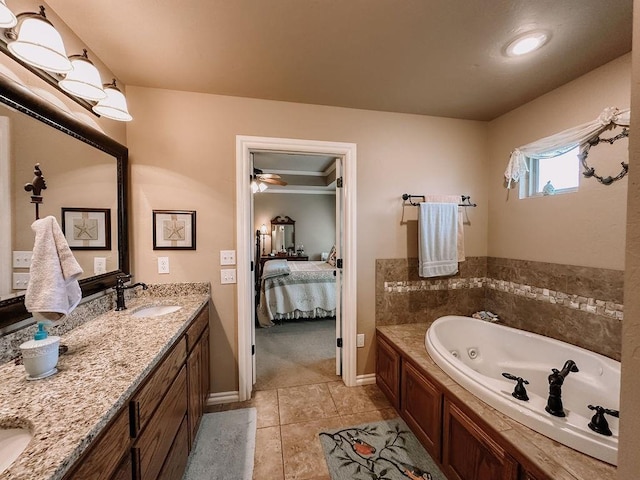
[64,302,210,480]
[376,335,401,409]
[443,400,518,480]
[376,332,549,480]
[401,360,443,462]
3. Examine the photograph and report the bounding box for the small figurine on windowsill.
[542,180,556,196]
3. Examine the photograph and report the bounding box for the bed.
[257,259,336,327]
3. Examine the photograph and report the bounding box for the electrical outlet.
[220,250,236,265]
[12,251,32,268]
[94,257,107,275]
[12,272,30,290]
[356,333,365,348]
[158,256,170,274]
[220,268,236,284]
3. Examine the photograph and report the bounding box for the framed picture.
[153,210,196,250]
[61,208,111,250]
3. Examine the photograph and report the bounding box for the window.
[520,146,580,198]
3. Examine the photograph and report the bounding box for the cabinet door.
[376,335,401,409]
[401,360,443,462]
[133,367,188,480]
[157,415,189,480]
[443,399,518,480]
[201,328,210,407]
[110,453,133,480]
[187,338,203,447]
[67,408,131,480]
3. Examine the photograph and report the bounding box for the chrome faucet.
[114,275,148,311]
[545,360,579,417]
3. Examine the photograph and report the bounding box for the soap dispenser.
[19,322,61,380]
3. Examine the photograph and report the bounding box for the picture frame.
[153,210,196,250]
[61,207,111,250]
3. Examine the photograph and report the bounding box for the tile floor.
[206,380,398,480]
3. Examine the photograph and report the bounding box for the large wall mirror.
[0,75,129,331]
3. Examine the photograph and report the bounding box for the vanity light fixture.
[59,50,106,101]
[5,5,72,73]
[505,30,549,57]
[0,0,17,28]
[92,79,133,121]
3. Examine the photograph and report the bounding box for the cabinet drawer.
[110,452,133,480]
[133,366,188,480]
[130,338,186,437]
[67,407,130,480]
[185,307,209,352]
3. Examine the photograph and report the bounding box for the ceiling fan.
[253,168,287,187]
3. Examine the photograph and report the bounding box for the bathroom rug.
[183,408,256,480]
[319,417,446,480]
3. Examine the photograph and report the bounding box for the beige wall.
[487,54,631,270]
[619,1,640,475]
[254,193,336,260]
[125,87,489,392]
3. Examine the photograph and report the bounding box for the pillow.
[261,259,291,279]
[327,245,337,267]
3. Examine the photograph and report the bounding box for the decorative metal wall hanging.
[579,128,629,185]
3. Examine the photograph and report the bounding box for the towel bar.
[401,193,477,207]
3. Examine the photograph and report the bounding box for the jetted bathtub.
[425,315,620,465]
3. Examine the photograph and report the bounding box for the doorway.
[236,136,357,402]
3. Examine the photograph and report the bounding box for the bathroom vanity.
[0,290,210,480]
[376,324,617,480]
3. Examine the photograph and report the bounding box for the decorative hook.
[24,163,46,220]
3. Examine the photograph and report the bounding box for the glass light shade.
[92,82,133,121]
[260,224,268,235]
[505,31,549,57]
[59,53,106,101]
[258,181,268,192]
[7,12,72,73]
[0,0,17,27]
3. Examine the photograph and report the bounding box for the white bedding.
[257,261,336,327]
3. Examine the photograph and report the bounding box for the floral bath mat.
[319,417,446,480]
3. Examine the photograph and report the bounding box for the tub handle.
[587,405,619,436]
[502,372,530,401]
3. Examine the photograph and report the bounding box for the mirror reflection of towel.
[25,216,84,320]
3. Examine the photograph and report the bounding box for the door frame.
[236,135,357,401]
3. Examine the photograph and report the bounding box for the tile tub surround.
[377,323,617,480]
[376,257,623,359]
[0,282,211,364]
[0,291,209,480]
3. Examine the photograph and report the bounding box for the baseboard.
[206,391,240,406]
[356,373,376,386]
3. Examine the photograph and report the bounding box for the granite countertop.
[0,292,209,480]
[376,323,617,480]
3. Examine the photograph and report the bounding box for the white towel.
[25,216,84,320]
[423,194,465,261]
[418,202,459,277]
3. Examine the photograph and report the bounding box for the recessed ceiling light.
[505,31,549,57]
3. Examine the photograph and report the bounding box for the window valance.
[504,107,631,187]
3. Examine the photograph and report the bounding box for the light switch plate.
[220,250,236,265]
[94,257,107,275]
[221,268,236,284]
[158,257,170,274]
[12,251,32,268]
[12,272,30,290]
[356,333,365,348]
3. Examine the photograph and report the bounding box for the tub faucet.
[115,275,148,311]
[545,360,579,417]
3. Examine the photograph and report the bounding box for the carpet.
[255,317,338,390]
[182,408,257,480]
[319,417,446,480]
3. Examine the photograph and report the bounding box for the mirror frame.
[0,75,129,330]
[270,215,295,252]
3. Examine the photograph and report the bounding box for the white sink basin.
[131,305,182,318]
[0,428,32,474]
